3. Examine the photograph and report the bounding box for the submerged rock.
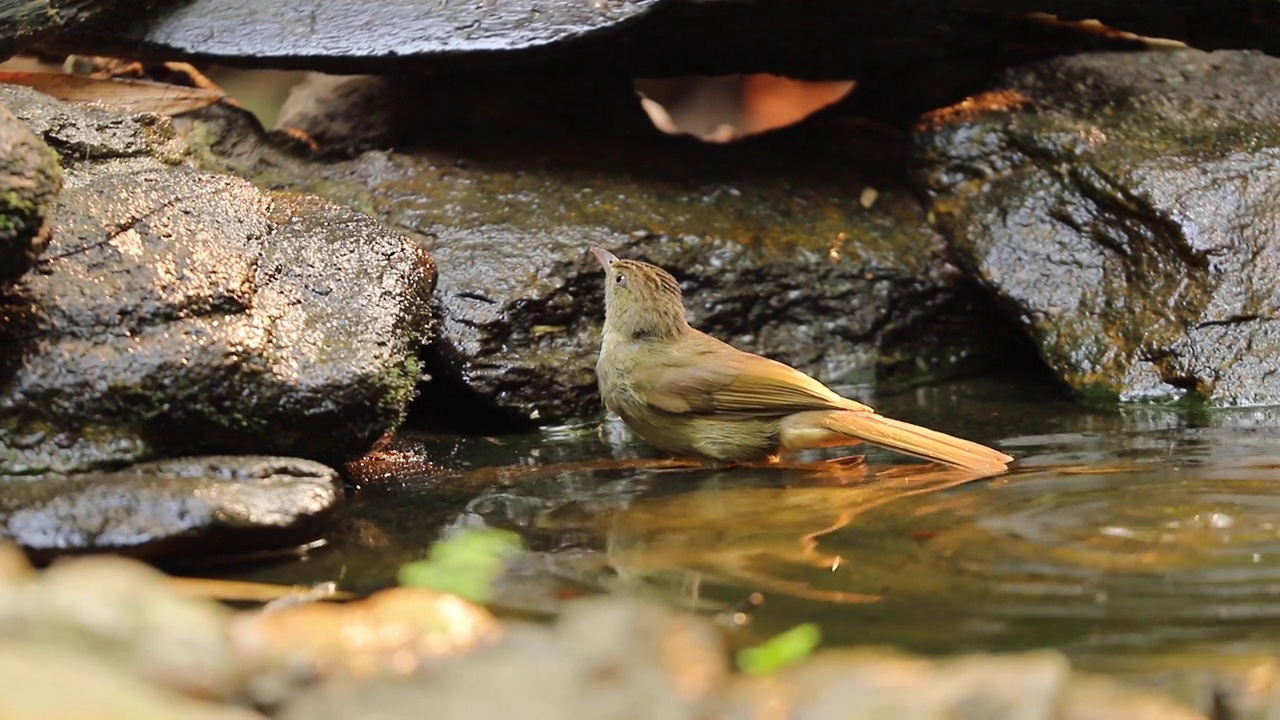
[0,103,62,285]
[913,50,1280,406]
[196,106,1012,425]
[0,456,341,557]
[0,85,435,474]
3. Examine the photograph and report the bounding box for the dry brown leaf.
[0,71,224,115]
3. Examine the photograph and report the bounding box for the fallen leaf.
[0,71,224,115]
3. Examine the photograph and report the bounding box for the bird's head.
[591,247,689,342]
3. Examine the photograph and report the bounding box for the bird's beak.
[590,246,618,270]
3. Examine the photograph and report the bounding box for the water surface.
[196,375,1280,678]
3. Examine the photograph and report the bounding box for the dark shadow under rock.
[0,103,62,285]
[0,85,436,474]
[191,104,1021,426]
[0,456,340,558]
[912,49,1280,406]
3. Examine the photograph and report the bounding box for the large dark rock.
[0,85,436,474]
[0,104,62,285]
[26,0,1280,80]
[0,0,152,60]
[192,106,1013,424]
[0,456,340,557]
[911,49,1280,405]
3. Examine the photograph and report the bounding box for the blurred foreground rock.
[0,642,263,720]
[0,84,435,477]
[913,49,1280,406]
[0,545,1242,719]
[721,650,1201,720]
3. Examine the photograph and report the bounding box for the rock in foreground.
[913,50,1280,406]
[0,547,1230,719]
[0,84,435,474]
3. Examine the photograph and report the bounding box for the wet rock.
[0,85,435,473]
[0,0,151,59]
[196,107,1011,425]
[912,50,1280,406]
[0,456,340,557]
[721,649,1202,720]
[275,74,404,153]
[27,0,1280,80]
[0,103,62,285]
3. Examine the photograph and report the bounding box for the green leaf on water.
[736,623,822,676]
[396,527,524,603]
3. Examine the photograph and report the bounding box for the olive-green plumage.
[590,247,1013,473]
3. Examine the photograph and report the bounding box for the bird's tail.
[821,410,1014,473]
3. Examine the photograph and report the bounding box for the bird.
[590,247,1014,474]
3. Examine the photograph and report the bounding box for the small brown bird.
[590,247,1014,474]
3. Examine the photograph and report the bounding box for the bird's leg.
[824,454,866,466]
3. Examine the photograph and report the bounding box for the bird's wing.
[636,333,873,417]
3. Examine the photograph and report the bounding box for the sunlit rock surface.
[913,49,1280,406]
[0,85,435,475]
[231,586,501,681]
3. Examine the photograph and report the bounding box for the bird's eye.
[615,274,626,285]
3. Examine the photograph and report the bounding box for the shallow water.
[196,374,1280,678]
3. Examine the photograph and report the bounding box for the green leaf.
[736,623,822,676]
[396,527,524,603]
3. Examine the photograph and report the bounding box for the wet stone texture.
[0,85,436,475]
[912,49,1280,406]
[0,103,62,285]
[196,107,1013,425]
[31,0,1280,82]
[0,456,341,558]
